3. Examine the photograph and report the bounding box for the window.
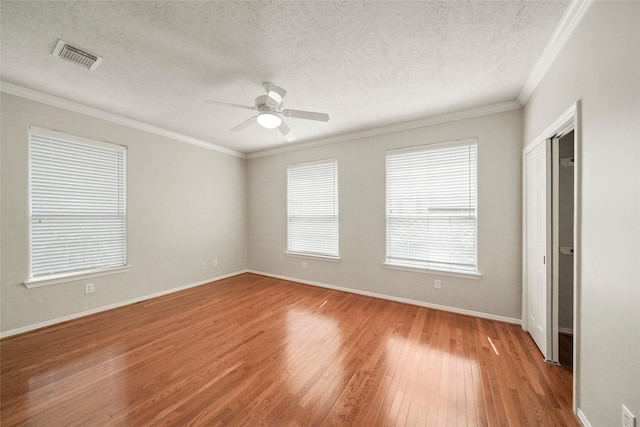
[28,127,127,283]
[287,159,339,258]
[386,139,477,274]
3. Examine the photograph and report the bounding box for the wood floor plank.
[1,273,580,426]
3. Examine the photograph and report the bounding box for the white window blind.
[386,140,477,274]
[29,127,127,280]
[287,159,339,258]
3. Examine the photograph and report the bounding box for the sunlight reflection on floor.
[26,343,127,425]
[285,306,343,405]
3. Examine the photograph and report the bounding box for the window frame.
[384,139,480,279]
[25,126,129,288]
[286,158,340,260]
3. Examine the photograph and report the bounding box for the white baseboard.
[248,270,521,325]
[577,408,592,427]
[0,270,248,339]
[559,326,574,335]
[3,269,521,338]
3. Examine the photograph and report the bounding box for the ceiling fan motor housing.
[255,95,282,113]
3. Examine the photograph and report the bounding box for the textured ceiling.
[1,1,569,154]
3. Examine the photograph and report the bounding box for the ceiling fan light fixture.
[257,112,282,129]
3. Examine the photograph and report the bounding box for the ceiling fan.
[205,82,329,142]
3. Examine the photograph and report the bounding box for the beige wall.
[0,93,248,334]
[523,1,640,424]
[248,109,523,320]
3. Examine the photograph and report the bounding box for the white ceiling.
[1,1,569,154]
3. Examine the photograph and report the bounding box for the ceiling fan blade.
[277,120,296,142]
[283,109,329,122]
[204,100,257,111]
[230,116,257,132]
[263,82,287,105]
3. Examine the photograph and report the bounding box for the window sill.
[384,263,481,280]
[285,252,340,262]
[24,265,130,288]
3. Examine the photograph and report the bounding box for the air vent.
[52,40,103,71]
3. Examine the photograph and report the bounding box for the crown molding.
[0,81,246,158]
[247,99,522,159]
[2,80,520,161]
[517,0,594,105]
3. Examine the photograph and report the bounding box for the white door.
[525,139,552,359]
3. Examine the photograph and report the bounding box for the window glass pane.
[287,159,339,257]
[29,128,127,279]
[386,141,477,273]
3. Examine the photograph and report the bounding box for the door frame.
[522,101,581,411]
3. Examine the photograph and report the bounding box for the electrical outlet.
[434,279,441,289]
[302,261,307,269]
[85,283,94,294]
[201,262,207,270]
[213,259,218,267]
[623,405,636,427]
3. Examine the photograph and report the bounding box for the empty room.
[1,1,638,426]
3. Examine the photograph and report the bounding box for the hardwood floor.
[1,273,579,426]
